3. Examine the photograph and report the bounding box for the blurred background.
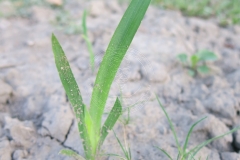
[0,0,240,160]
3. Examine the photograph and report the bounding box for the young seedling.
[177,50,217,77]
[82,10,95,72]
[155,95,240,160]
[51,0,151,159]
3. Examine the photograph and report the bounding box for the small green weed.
[177,50,217,77]
[156,95,240,160]
[52,0,150,159]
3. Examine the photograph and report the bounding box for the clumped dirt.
[0,0,240,160]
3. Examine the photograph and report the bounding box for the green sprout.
[155,95,240,160]
[51,0,151,159]
[177,50,217,77]
[82,10,95,72]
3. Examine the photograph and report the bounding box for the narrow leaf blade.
[51,34,92,159]
[156,95,181,152]
[154,146,173,160]
[89,0,151,133]
[82,10,95,72]
[182,117,207,156]
[100,98,122,146]
[82,35,94,70]
[188,127,240,159]
[113,130,129,159]
[82,10,87,35]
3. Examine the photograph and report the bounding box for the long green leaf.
[59,149,86,160]
[52,34,92,159]
[99,98,122,146]
[89,0,151,135]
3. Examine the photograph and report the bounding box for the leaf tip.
[51,33,57,42]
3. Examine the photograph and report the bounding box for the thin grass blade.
[154,146,173,160]
[128,147,132,160]
[182,116,207,155]
[59,149,86,160]
[177,151,181,160]
[82,10,95,72]
[99,98,122,146]
[113,130,129,158]
[82,10,87,35]
[89,0,151,135]
[156,95,181,152]
[187,127,240,159]
[51,34,92,159]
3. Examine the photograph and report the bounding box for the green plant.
[51,0,151,159]
[177,50,217,77]
[105,130,132,160]
[152,0,240,25]
[155,95,240,160]
[82,10,95,72]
